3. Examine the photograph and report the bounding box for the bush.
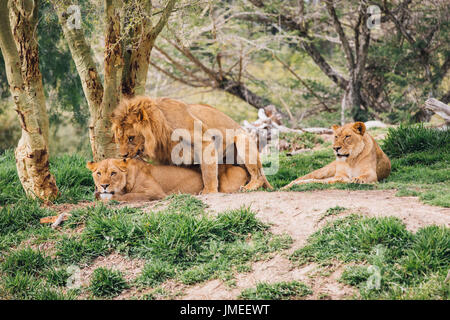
[383,125,449,158]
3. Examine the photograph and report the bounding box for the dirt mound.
[66,190,449,300]
[173,190,448,299]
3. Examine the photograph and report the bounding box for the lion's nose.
[333,146,341,152]
[101,184,110,190]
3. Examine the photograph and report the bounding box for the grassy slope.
[0,195,293,299]
[266,126,450,207]
[290,214,449,299]
[0,125,448,300]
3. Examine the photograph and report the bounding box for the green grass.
[0,272,75,300]
[0,200,52,237]
[0,150,94,205]
[291,215,413,264]
[291,215,450,299]
[320,206,346,220]
[0,126,448,300]
[382,124,450,158]
[1,248,53,276]
[0,248,76,300]
[279,131,324,150]
[89,267,129,298]
[270,126,450,207]
[48,196,291,297]
[239,281,312,300]
[137,260,176,286]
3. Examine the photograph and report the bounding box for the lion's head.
[111,96,170,160]
[86,158,128,199]
[331,122,366,161]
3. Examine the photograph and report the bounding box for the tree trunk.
[94,0,123,160]
[0,0,58,200]
[53,0,177,160]
[53,0,104,159]
[121,0,177,97]
[349,80,369,122]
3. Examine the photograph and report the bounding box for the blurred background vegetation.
[0,0,449,156]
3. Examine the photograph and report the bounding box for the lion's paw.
[351,176,367,184]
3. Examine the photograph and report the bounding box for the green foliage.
[400,226,450,279]
[137,205,266,264]
[165,193,207,215]
[89,267,129,298]
[239,281,312,300]
[321,206,346,219]
[211,207,267,242]
[383,125,450,158]
[0,150,27,204]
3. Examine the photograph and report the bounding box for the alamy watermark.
[170,121,279,175]
[66,5,81,30]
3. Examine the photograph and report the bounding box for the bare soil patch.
[56,190,449,300]
[172,190,449,300]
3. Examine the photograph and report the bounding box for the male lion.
[282,122,391,189]
[111,96,272,193]
[86,158,249,201]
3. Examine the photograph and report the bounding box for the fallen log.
[424,98,450,123]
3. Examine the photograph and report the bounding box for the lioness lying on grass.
[282,122,391,189]
[86,158,248,201]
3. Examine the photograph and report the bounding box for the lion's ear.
[86,161,98,172]
[113,158,129,172]
[331,124,340,131]
[352,122,366,135]
[137,106,149,122]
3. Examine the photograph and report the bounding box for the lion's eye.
[128,136,134,142]
[97,172,101,176]
[345,135,351,138]
[111,172,116,176]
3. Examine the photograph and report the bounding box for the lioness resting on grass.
[86,158,248,201]
[282,122,391,189]
[111,96,272,194]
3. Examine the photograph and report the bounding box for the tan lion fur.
[111,96,272,193]
[86,158,249,201]
[282,122,391,189]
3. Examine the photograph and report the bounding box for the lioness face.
[331,122,366,161]
[86,159,127,197]
[115,124,146,159]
